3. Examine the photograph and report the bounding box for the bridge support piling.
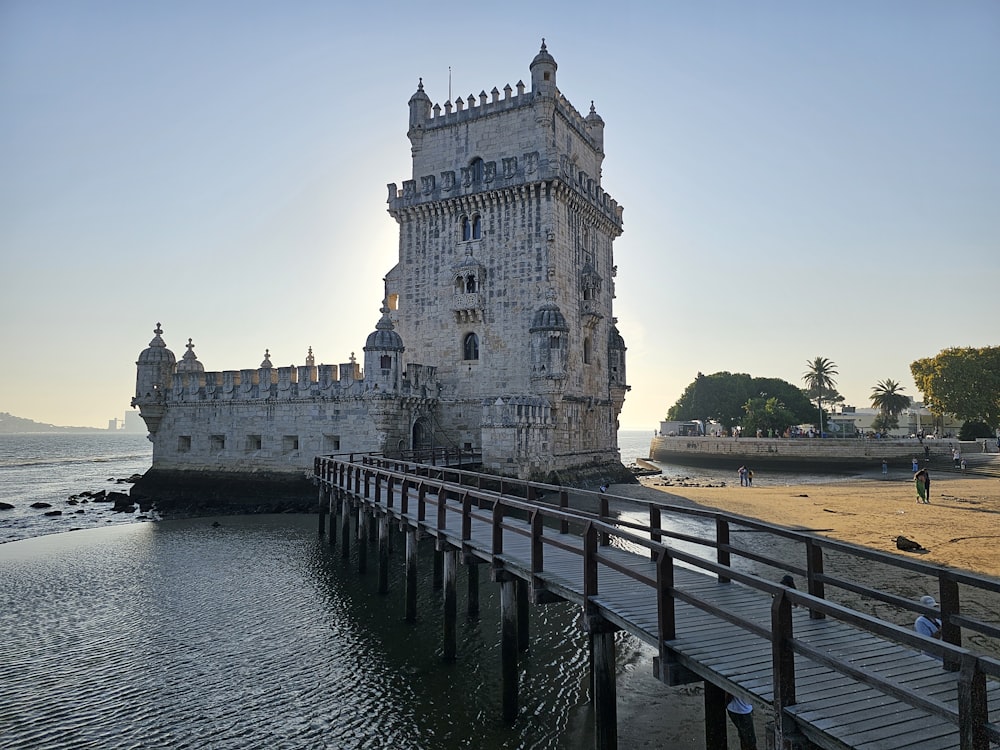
[404,528,418,622]
[318,485,327,536]
[590,627,618,750]
[326,487,337,547]
[358,507,368,574]
[467,562,480,618]
[499,575,519,723]
[443,547,458,661]
[433,548,444,591]
[377,513,390,594]
[704,681,727,749]
[516,579,529,652]
[339,493,351,558]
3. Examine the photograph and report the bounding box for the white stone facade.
[132,43,629,484]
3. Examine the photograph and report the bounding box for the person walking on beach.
[882,459,888,476]
[738,466,747,486]
[911,457,919,472]
[726,694,758,750]
[747,468,754,487]
[914,468,930,503]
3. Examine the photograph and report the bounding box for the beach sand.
[600,470,1000,750]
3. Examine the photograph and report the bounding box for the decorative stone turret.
[530,300,569,393]
[586,101,605,156]
[408,78,432,156]
[132,323,176,435]
[364,302,405,392]
[529,39,557,96]
[175,339,204,374]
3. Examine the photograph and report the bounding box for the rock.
[90,490,108,502]
[67,499,79,506]
[44,510,63,516]
[30,502,52,509]
[0,502,14,510]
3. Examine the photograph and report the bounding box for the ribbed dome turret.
[175,338,204,373]
[530,39,557,72]
[365,305,405,352]
[530,303,569,332]
[586,101,604,126]
[136,323,176,367]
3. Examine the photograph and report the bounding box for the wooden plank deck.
[328,474,999,750]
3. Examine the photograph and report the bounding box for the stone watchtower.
[385,41,629,480]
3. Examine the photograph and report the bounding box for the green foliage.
[959,421,995,440]
[667,372,815,430]
[911,347,1000,429]
[742,396,797,436]
[871,413,899,433]
[802,357,839,429]
[870,379,910,425]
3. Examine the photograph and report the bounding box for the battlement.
[387,147,622,228]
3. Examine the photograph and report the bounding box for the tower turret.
[407,78,432,156]
[586,101,605,155]
[364,302,405,392]
[131,322,176,435]
[529,39,557,96]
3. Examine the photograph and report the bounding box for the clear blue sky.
[2,1,998,429]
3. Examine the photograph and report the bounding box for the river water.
[0,431,662,749]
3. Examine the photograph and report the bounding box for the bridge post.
[957,653,988,750]
[588,619,618,750]
[378,512,390,594]
[340,492,351,558]
[358,506,368,574]
[715,517,731,583]
[467,562,480,618]
[327,487,337,546]
[805,538,825,620]
[498,573,519,723]
[770,590,796,747]
[443,547,458,661]
[649,505,661,560]
[703,681,727,749]
[317,481,327,537]
[517,578,529,652]
[938,574,961,671]
[404,528,418,622]
[433,548,443,591]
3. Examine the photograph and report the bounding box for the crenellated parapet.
[388,151,622,230]
[481,395,553,428]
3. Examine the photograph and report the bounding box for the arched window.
[380,355,392,370]
[455,275,465,293]
[463,332,480,361]
[461,216,471,241]
[583,336,592,365]
[465,274,476,293]
[471,214,481,240]
[461,214,482,242]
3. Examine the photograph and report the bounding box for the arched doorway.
[412,419,430,452]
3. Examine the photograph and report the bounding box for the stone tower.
[385,41,628,480]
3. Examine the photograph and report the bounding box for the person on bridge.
[726,694,758,749]
[914,595,943,659]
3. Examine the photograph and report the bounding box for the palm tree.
[870,378,910,432]
[803,357,838,435]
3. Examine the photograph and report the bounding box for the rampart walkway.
[314,454,1000,750]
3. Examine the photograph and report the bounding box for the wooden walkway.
[315,455,1000,750]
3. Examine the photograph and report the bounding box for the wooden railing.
[314,455,1000,749]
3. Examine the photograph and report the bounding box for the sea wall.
[649,436,962,471]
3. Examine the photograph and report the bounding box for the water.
[0,433,154,543]
[617,429,876,486]
[0,433,659,750]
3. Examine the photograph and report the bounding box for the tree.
[667,372,816,430]
[869,378,910,432]
[742,396,796,437]
[802,357,839,434]
[911,347,1000,429]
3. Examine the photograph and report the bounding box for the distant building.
[131,43,631,496]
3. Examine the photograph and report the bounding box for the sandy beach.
[601,470,1000,750]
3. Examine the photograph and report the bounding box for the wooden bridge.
[314,453,1000,750]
